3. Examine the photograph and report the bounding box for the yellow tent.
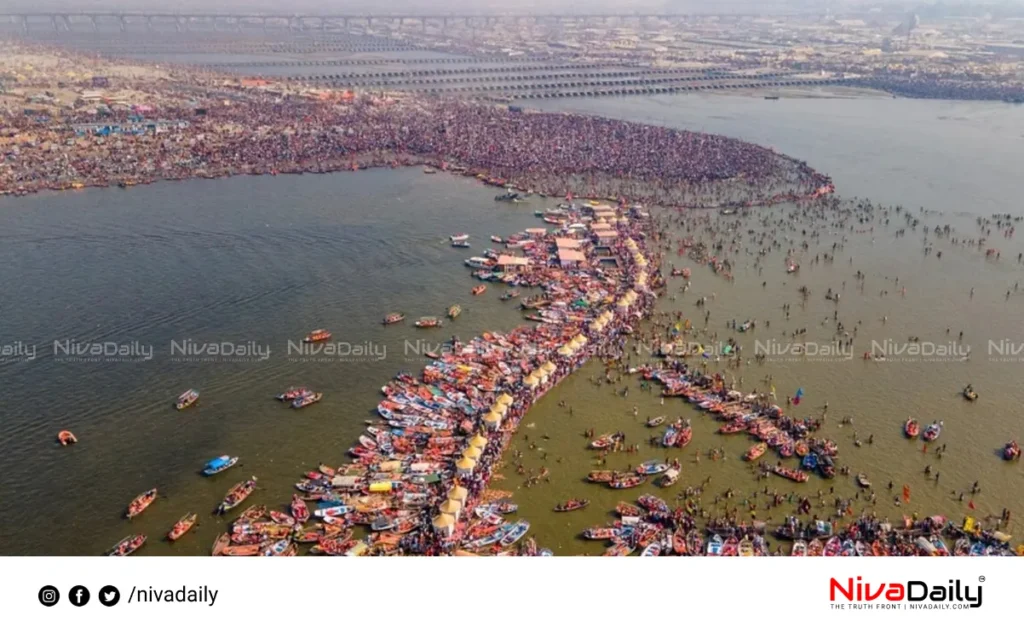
[447,485,469,502]
[462,446,482,460]
[557,346,573,357]
[469,434,488,449]
[524,374,540,386]
[456,457,477,472]
[439,499,462,515]
[482,410,501,424]
[542,361,557,373]
[491,401,508,415]
[497,393,514,406]
[433,513,455,529]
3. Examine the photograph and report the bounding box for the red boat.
[904,417,920,438]
[106,534,146,556]
[718,420,748,434]
[290,495,310,523]
[471,285,487,295]
[126,488,157,519]
[303,329,332,343]
[168,513,198,542]
[608,475,646,489]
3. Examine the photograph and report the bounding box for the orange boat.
[57,430,77,446]
[126,488,157,519]
[212,533,230,556]
[168,513,198,542]
[303,329,332,343]
[471,285,487,295]
[745,442,768,461]
[904,417,920,438]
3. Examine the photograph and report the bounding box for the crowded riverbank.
[1,42,830,207]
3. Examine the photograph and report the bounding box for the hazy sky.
[3,1,1013,15]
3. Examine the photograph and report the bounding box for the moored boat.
[168,513,198,542]
[772,465,809,483]
[609,474,646,489]
[217,477,258,514]
[107,534,146,556]
[791,540,807,556]
[745,442,767,461]
[126,488,157,519]
[636,460,668,475]
[657,467,680,488]
[450,233,470,243]
[176,388,199,410]
[290,495,310,523]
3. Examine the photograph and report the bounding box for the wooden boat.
[636,460,668,475]
[604,542,634,556]
[382,312,405,325]
[923,421,943,442]
[645,415,666,428]
[292,392,323,409]
[275,387,311,401]
[745,442,768,461]
[176,388,199,410]
[672,530,688,555]
[261,539,291,556]
[791,540,807,556]
[722,536,739,556]
[471,284,487,295]
[222,544,261,556]
[499,520,530,548]
[290,495,310,523]
[212,533,230,556]
[1004,440,1021,460]
[450,233,470,243]
[615,502,644,517]
[794,440,809,457]
[202,455,239,476]
[589,434,618,449]
[823,536,842,556]
[238,505,267,523]
[587,470,618,483]
[807,538,824,556]
[490,235,504,243]
[107,534,146,556]
[609,475,646,489]
[772,465,809,483]
[500,290,520,301]
[856,473,872,488]
[641,542,662,557]
[57,430,77,445]
[553,499,590,512]
[447,304,462,319]
[269,510,296,526]
[657,467,680,488]
[414,317,442,328]
[126,489,157,519]
[904,417,920,438]
[738,537,754,557]
[953,538,971,556]
[168,513,198,542]
[216,477,257,514]
[303,329,332,343]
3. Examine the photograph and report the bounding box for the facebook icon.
[69,586,90,607]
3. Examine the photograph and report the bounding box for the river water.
[1,92,1022,555]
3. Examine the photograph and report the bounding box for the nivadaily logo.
[830,576,983,610]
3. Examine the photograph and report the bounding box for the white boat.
[464,257,493,269]
[450,233,469,242]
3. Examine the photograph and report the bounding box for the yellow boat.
[448,304,462,319]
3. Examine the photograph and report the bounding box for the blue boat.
[202,455,239,476]
[801,453,818,470]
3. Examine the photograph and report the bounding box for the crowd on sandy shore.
[1,44,831,206]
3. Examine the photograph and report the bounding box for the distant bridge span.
[0,11,762,33]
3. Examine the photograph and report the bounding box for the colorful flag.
[793,387,804,406]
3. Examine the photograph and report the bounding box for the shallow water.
[1,94,1023,555]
